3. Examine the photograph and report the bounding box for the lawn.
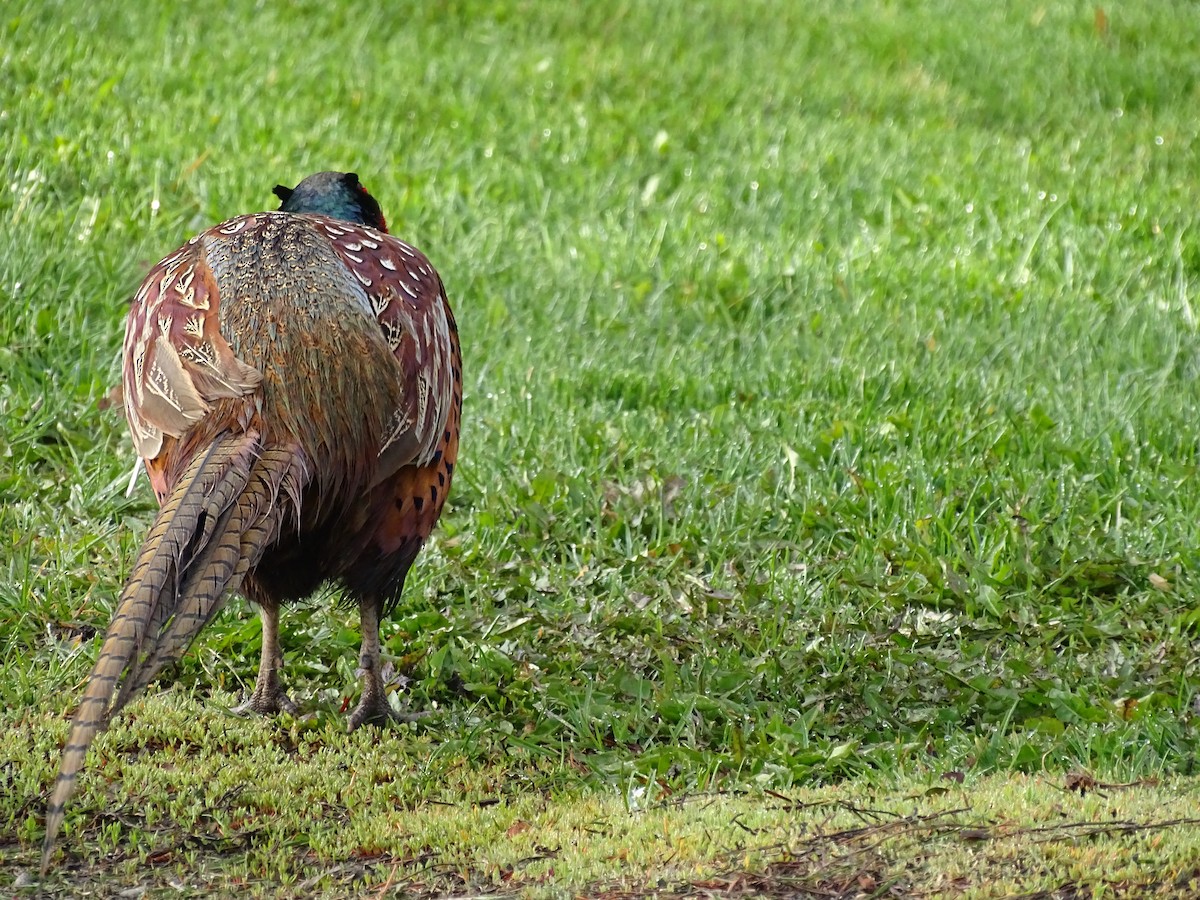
[3,0,1200,895]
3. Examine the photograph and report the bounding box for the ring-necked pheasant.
[41,171,462,872]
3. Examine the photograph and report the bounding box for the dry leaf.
[1064,770,1097,794]
[662,474,687,519]
[97,382,123,411]
[1120,696,1139,720]
[506,820,530,837]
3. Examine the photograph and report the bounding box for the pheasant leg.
[348,596,424,729]
[235,601,297,715]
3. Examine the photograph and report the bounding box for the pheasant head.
[273,171,388,232]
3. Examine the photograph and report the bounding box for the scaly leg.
[235,601,297,715]
[348,595,424,729]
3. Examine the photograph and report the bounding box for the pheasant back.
[42,175,461,873]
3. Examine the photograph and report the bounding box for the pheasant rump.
[42,171,462,871]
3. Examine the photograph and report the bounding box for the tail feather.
[112,498,247,711]
[117,448,305,706]
[40,431,286,875]
[109,441,256,712]
[232,448,308,575]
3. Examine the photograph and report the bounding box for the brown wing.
[122,220,263,476]
[313,217,458,483]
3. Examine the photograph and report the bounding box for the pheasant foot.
[234,667,298,716]
[235,601,296,715]
[349,595,428,730]
[346,690,427,730]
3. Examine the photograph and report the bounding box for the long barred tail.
[40,433,305,874]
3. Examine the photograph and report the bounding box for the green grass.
[4,0,1200,894]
